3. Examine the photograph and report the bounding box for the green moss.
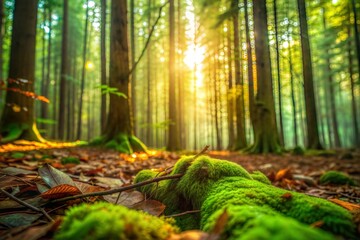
[250,171,271,185]
[61,157,80,165]
[10,152,25,159]
[55,202,178,240]
[203,205,335,240]
[201,177,355,238]
[292,146,305,155]
[176,156,252,209]
[103,134,147,154]
[319,171,356,186]
[135,156,356,238]
[305,149,336,157]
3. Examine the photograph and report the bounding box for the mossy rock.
[55,202,178,240]
[61,157,80,165]
[292,146,305,155]
[250,170,271,185]
[203,205,335,240]
[135,156,356,238]
[319,171,356,186]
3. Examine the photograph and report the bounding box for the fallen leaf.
[7,221,55,240]
[38,164,74,188]
[104,191,144,207]
[40,184,81,199]
[168,230,209,240]
[0,196,48,210]
[132,199,166,216]
[275,168,292,181]
[0,167,36,176]
[208,208,228,240]
[0,213,41,228]
[329,198,360,211]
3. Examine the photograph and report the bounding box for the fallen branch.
[0,188,54,222]
[165,210,201,218]
[129,0,170,75]
[52,173,184,203]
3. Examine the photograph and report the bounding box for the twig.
[165,210,200,218]
[129,0,170,75]
[52,173,183,203]
[0,188,54,222]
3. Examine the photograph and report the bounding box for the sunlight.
[183,45,205,68]
[86,61,94,70]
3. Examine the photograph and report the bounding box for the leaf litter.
[0,144,359,239]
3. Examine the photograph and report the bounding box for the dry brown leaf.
[132,199,166,216]
[329,198,360,211]
[168,230,209,240]
[40,184,81,199]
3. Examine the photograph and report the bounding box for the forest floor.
[0,141,359,239]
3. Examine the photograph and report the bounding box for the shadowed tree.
[0,0,43,143]
[297,0,322,149]
[96,0,146,153]
[248,0,281,153]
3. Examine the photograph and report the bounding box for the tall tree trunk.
[167,0,179,150]
[273,0,284,146]
[214,52,222,150]
[0,0,4,91]
[288,32,298,146]
[226,24,235,150]
[351,0,360,74]
[77,0,89,140]
[100,0,107,133]
[232,0,246,150]
[58,0,69,140]
[146,0,152,146]
[43,7,52,136]
[101,0,146,154]
[130,0,136,135]
[40,8,46,131]
[244,0,255,132]
[347,3,360,148]
[248,0,280,153]
[297,0,322,149]
[0,0,43,143]
[322,9,340,148]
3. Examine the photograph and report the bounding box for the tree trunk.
[77,0,89,140]
[0,0,4,91]
[248,0,280,153]
[130,0,136,135]
[288,31,298,146]
[273,0,284,146]
[297,0,322,149]
[0,0,43,143]
[146,0,152,146]
[58,0,69,140]
[43,7,52,136]
[232,0,246,150]
[100,0,146,154]
[100,0,107,133]
[322,9,340,148]
[226,24,235,150]
[167,0,179,150]
[351,0,360,74]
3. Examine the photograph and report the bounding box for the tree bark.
[100,0,146,154]
[167,0,179,151]
[77,0,89,140]
[226,24,235,150]
[297,0,322,149]
[248,0,281,153]
[273,0,284,146]
[58,0,69,140]
[0,0,43,143]
[100,0,107,133]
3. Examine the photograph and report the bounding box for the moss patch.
[55,202,178,240]
[319,171,356,186]
[203,205,335,240]
[61,157,80,165]
[135,156,356,238]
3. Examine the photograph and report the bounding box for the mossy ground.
[90,134,147,154]
[319,170,356,186]
[135,155,357,239]
[55,202,178,240]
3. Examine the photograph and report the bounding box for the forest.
[0,0,359,239]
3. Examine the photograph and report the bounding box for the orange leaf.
[329,198,360,211]
[275,168,292,181]
[40,184,81,199]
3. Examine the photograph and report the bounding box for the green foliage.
[36,118,57,125]
[103,134,147,154]
[203,205,335,240]
[55,202,178,240]
[0,123,27,143]
[135,156,356,238]
[96,85,127,98]
[319,171,356,186]
[61,157,80,165]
